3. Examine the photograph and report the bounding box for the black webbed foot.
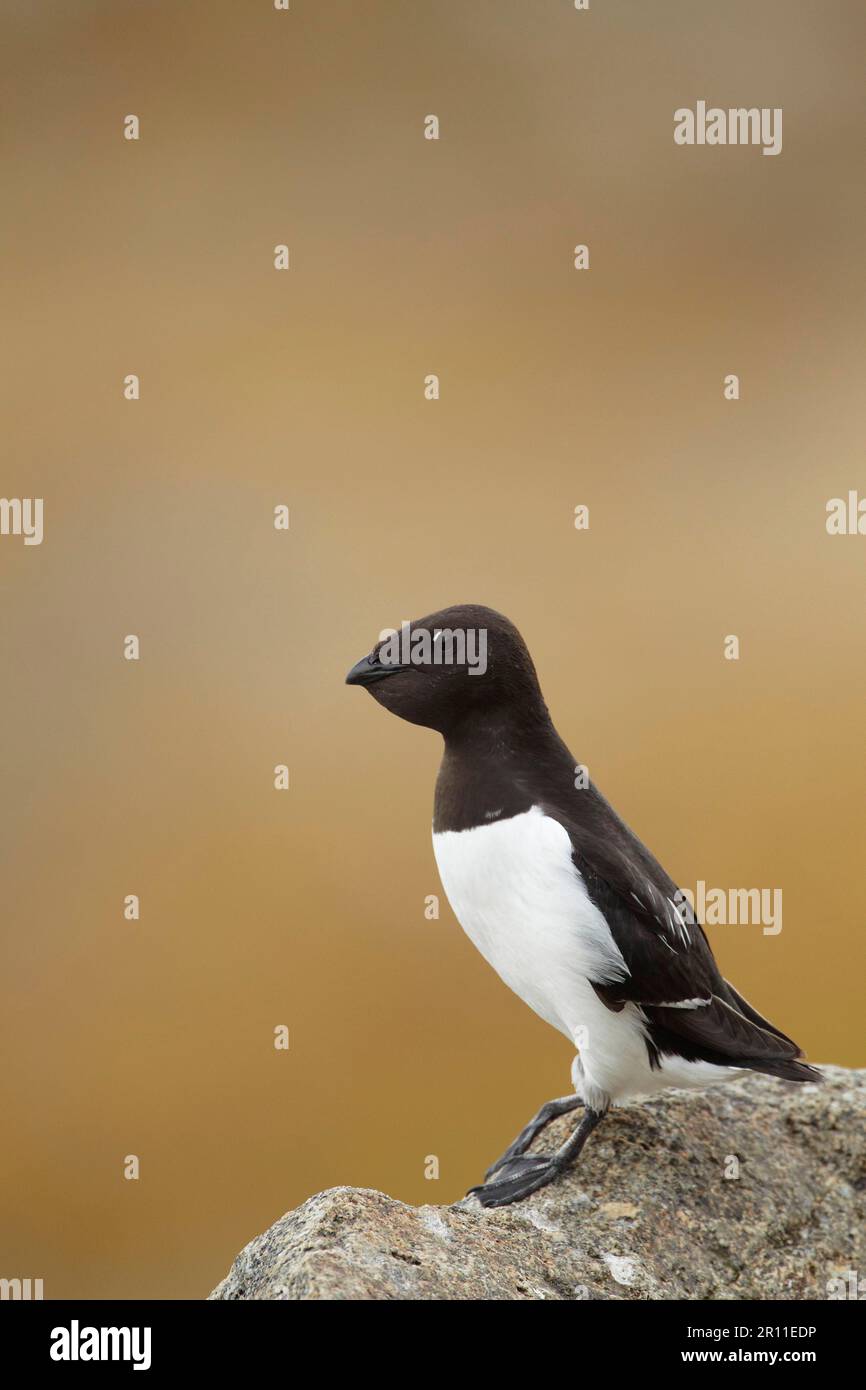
[469,1104,608,1208]
[469,1152,562,1207]
[484,1094,583,1180]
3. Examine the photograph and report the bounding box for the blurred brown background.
[1,0,864,1299]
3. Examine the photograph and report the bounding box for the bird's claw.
[468,1152,562,1208]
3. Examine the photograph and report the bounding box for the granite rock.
[209,1066,864,1301]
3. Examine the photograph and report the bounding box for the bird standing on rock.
[346,604,820,1208]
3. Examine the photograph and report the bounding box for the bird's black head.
[345,604,549,738]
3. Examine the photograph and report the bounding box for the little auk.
[346,604,820,1207]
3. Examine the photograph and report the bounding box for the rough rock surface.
[209,1067,864,1300]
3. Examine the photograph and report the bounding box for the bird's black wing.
[540,784,815,1076]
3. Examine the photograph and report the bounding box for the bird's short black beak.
[345,654,404,687]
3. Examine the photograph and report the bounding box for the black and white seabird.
[346,604,820,1208]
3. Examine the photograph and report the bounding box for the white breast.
[432,804,738,1105]
[432,806,627,1043]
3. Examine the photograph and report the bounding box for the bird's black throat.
[433,711,574,834]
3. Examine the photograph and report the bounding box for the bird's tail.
[647,982,822,1084]
[731,1055,822,1084]
[719,979,821,1083]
